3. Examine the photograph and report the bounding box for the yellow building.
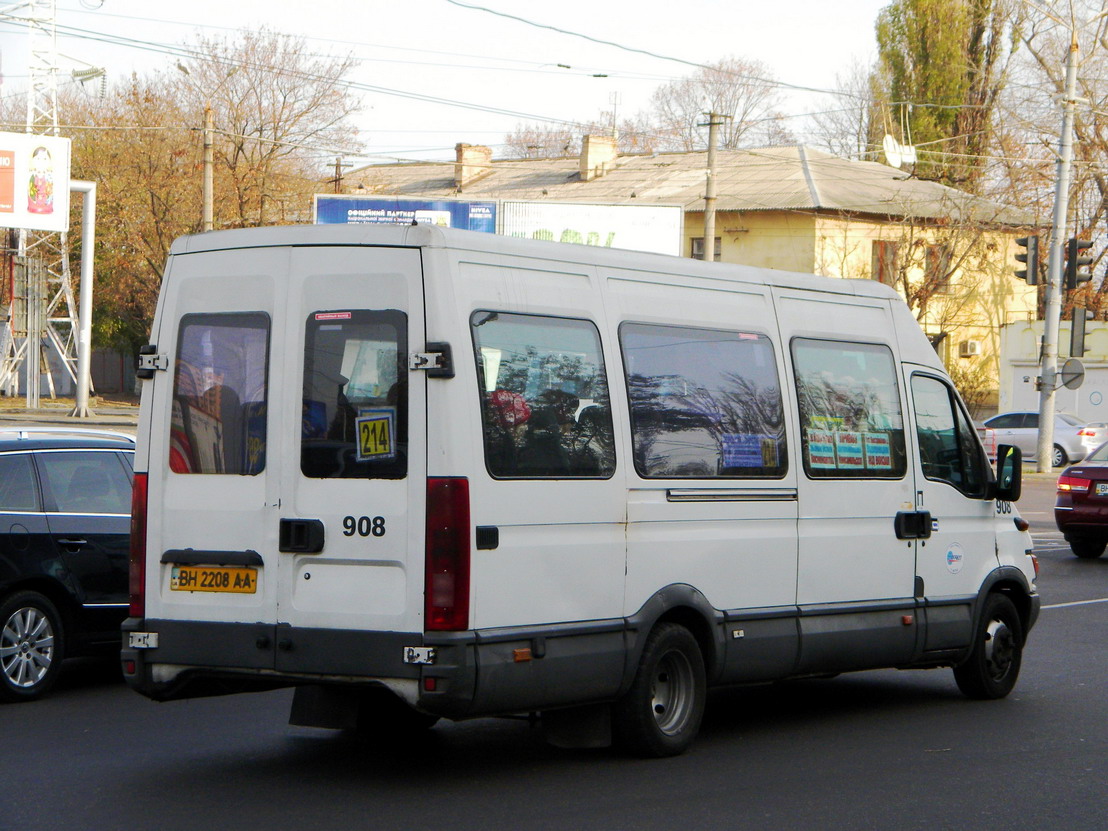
[343,141,1038,412]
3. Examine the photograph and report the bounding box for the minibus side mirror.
[993,444,1022,503]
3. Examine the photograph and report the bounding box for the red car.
[1055,444,1108,558]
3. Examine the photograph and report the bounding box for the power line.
[442,0,853,98]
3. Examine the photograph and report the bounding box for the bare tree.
[997,4,1108,317]
[176,28,362,226]
[23,29,364,355]
[807,59,887,161]
[649,57,792,151]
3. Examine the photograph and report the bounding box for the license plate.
[1096,483,1108,496]
[171,565,258,594]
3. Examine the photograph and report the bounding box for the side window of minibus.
[620,323,787,479]
[911,374,988,497]
[791,338,907,479]
[471,311,615,479]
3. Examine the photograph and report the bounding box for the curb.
[0,408,139,432]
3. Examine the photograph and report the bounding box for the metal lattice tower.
[0,0,81,404]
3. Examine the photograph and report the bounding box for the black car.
[0,427,134,701]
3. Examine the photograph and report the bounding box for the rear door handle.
[279,518,325,553]
[56,537,88,547]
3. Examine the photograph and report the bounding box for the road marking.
[1042,598,1108,609]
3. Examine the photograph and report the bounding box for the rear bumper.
[122,617,428,701]
[121,617,626,718]
[1054,501,1108,536]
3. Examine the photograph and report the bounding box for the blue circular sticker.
[945,543,965,574]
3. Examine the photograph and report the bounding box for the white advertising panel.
[500,201,682,256]
[0,132,72,233]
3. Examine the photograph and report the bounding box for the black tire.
[953,594,1024,700]
[355,687,439,740]
[0,591,65,703]
[613,622,706,757]
[1052,444,1067,468]
[1067,535,1108,559]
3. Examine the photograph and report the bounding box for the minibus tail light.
[425,477,470,631]
[129,473,148,618]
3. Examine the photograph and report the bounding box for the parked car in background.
[1077,422,1108,456]
[1055,443,1108,559]
[983,410,1089,467]
[0,427,134,701]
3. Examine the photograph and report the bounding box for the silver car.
[1077,422,1108,456]
[983,411,1088,467]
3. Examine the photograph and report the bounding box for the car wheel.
[613,622,706,757]
[0,591,65,702]
[1067,535,1108,559]
[953,593,1023,700]
[1052,444,1067,467]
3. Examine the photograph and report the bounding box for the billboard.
[500,201,682,256]
[0,132,72,233]
[314,195,496,233]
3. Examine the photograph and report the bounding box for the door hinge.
[136,345,169,379]
[409,341,454,378]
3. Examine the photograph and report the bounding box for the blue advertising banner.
[314,196,496,233]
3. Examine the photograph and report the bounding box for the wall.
[1000,320,1108,422]
[684,210,818,271]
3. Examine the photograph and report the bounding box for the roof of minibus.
[168,222,902,303]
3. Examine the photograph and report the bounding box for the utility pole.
[699,112,730,262]
[202,103,214,232]
[1036,32,1080,472]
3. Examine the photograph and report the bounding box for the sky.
[0,0,890,164]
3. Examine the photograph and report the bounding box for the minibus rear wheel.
[953,593,1024,700]
[613,622,706,757]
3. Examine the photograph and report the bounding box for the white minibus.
[123,224,1038,756]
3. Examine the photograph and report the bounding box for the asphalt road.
[2,478,1105,831]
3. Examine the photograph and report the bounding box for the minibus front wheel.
[953,593,1024,700]
[613,622,706,757]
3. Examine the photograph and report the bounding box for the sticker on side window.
[355,408,397,461]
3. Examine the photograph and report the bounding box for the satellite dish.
[882,135,918,168]
[882,134,902,168]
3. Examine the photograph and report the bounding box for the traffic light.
[1014,235,1038,285]
[1071,306,1093,358]
[1065,237,1093,290]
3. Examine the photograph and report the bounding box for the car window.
[986,414,1020,429]
[0,453,40,511]
[1023,413,1038,429]
[1087,443,1108,462]
[36,451,133,514]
